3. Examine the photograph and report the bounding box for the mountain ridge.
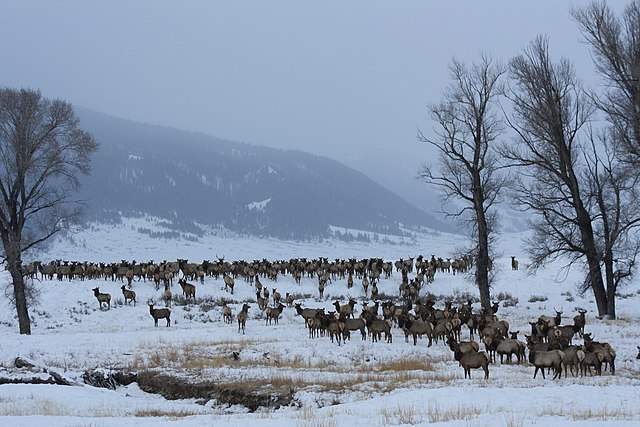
[74,107,454,239]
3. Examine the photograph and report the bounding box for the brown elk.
[528,347,564,380]
[178,279,196,302]
[92,288,111,310]
[148,303,171,327]
[222,303,232,324]
[265,303,285,325]
[224,275,235,294]
[237,303,250,334]
[121,285,136,306]
[511,256,519,271]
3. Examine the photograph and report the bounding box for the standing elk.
[178,279,196,302]
[163,283,172,308]
[92,288,111,310]
[148,303,171,327]
[121,285,136,306]
[237,303,250,334]
[511,256,519,271]
[224,275,235,294]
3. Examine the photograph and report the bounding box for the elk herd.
[24,255,631,381]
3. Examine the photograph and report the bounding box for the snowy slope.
[0,217,639,426]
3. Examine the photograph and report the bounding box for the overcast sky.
[0,1,620,214]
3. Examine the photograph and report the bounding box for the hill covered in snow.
[74,109,451,240]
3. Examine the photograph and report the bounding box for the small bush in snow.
[528,295,548,303]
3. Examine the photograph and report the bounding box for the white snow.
[128,154,143,161]
[247,198,271,212]
[1,216,639,426]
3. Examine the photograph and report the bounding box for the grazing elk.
[121,285,136,306]
[148,303,171,327]
[92,287,111,310]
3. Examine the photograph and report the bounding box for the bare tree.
[418,56,506,311]
[573,1,640,169]
[501,36,610,316]
[0,88,97,334]
[583,130,640,318]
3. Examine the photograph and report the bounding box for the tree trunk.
[4,239,31,335]
[474,188,491,311]
[584,247,608,317]
[604,252,616,320]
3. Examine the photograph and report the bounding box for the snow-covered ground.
[1,218,639,427]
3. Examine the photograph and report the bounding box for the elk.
[562,345,586,377]
[511,256,519,271]
[294,304,324,328]
[583,334,616,375]
[237,303,250,334]
[163,283,172,307]
[528,347,564,380]
[402,317,434,347]
[371,283,379,299]
[496,337,526,364]
[341,315,367,340]
[272,288,281,305]
[256,291,267,311]
[318,278,326,300]
[222,303,232,324]
[637,346,640,360]
[573,309,587,337]
[285,292,295,307]
[366,318,392,343]
[333,299,356,319]
[148,303,171,327]
[120,285,136,306]
[581,349,603,376]
[178,279,196,302]
[449,340,489,379]
[265,303,285,325]
[446,336,480,358]
[92,288,111,310]
[326,316,346,346]
[224,275,235,294]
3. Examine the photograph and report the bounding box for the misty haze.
[0,1,639,426]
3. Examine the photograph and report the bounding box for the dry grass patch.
[296,407,337,427]
[134,407,203,418]
[538,405,640,421]
[380,402,484,425]
[372,358,435,372]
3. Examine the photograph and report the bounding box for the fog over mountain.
[0,1,619,222]
[75,108,453,238]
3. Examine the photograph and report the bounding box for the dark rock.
[14,357,35,369]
